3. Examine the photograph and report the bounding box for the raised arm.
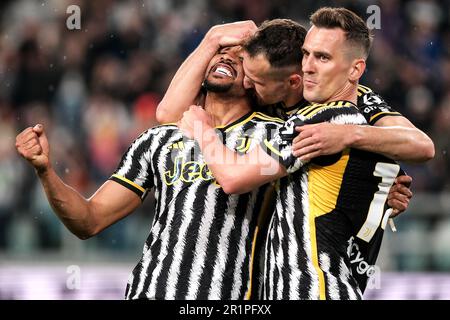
[177,106,286,194]
[15,125,141,239]
[156,21,257,124]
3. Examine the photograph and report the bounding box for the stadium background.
[0,0,449,299]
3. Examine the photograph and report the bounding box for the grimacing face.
[242,51,289,105]
[301,26,354,104]
[204,46,246,97]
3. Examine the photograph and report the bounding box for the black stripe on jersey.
[303,104,360,124]
[279,192,292,300]
[220,194,250,299]
[196,190,229,299]
[245,187,267,299]
[117,134,155,189]
[154,181,196,299]
[151,130,179,224]
[174,184,211,299]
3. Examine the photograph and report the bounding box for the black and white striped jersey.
[109,111,283,300]
[260,84,402,124]
[261,100,401,300]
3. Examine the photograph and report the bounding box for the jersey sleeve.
[261,114,306,173]
[109,129,155,201]
[261,105,367,173]
[357,86,402,125]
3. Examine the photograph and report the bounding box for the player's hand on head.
[292,123,350,161]
[207,20,257,48]
[15,124,50,173]
[388,175,413,218]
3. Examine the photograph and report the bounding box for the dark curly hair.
[243,19,307,69]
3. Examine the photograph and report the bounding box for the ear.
[288,73,303,89]
[349,59,366,82]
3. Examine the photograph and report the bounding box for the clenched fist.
[177,105,214,140]
[15,124,50,173]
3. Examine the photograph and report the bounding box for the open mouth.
[211,62,236,78]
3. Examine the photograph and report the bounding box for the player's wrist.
[35,161,52,177]
[203,28,222,50]
[347,124,363,148]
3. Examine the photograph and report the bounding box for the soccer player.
[178,8,433,299]
[15,46,282,300]
[158,19,434,217]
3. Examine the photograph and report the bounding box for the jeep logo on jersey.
[163,156,215,185]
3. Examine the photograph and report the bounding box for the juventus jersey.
[109,111,283,300]
[259,84,402,124]
[261,100,402,300]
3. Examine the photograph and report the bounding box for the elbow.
[69,218,100,240]
[423,139,435,161]
[75,232,92,240]
[156,102,171,124]
[73,226,98,240]
[219,177,251,195]
[414,137,435,162]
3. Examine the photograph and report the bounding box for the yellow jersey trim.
[111,174,146,193]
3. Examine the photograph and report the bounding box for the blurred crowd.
[0,0,449,268]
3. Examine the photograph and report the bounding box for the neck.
[282,86,304,109]
[204,93,252,127]
[325,82,358,104]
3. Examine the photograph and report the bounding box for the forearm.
[350,125,434,163]
[37,167,96,239]
[156,36,219,123]
[199,131,284,194]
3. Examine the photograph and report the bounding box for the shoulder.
[130,123,180,145]
[252,112,285,124]
[234,112,284,132]
[141,123,179,136]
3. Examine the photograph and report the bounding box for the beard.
[202,78,233,93]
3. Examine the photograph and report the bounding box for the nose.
[302,54,314,74]
[243,76,253,89]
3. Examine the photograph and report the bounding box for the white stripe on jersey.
[300,172,320,300]
[338,257,361,300]
[207,196,239,299]
[186,186,220,299]
[286,184,301,300]
[274,200,285,299]
[319,252,340,300]
[264,207,276,300]
[165,179,204,299]
[116,129,153,178]
[329,113,367,125]
[231,190,257,299]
